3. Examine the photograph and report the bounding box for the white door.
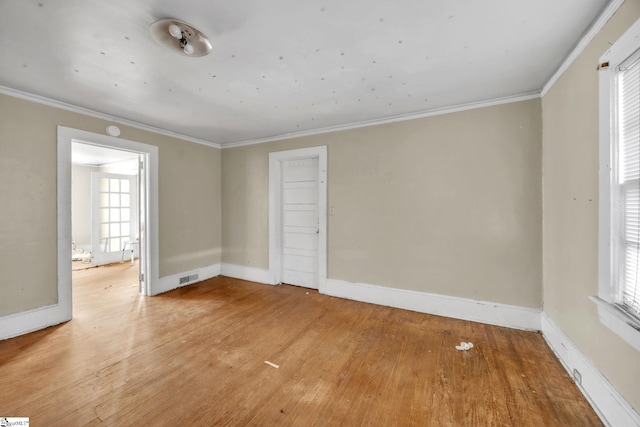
[137,155,146,293]
[282,158,319,288]
[91,172,138,265]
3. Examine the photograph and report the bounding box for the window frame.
[594,17,640,352]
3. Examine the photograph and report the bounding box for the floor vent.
[179,273,199,285]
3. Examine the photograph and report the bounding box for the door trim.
[269,146,327,287]
[58,126,159,297]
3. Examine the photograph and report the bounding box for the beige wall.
[223,99,542,308]
[542,0,640,411]
[0,94,222,316]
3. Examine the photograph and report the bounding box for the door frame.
[58,126,160,301]
[269,146,327,288]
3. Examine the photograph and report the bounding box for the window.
[595,18,640,352]
[90,172,138,266]
[616,51,640,317]
[98,176,134,252]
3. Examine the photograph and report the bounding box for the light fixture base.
[150,19,212,57]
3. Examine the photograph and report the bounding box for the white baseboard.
[541,312,640,427]
[220,263,272,284]
[321,278,541,331]
[154,263,221,295]
[0,303,71,341]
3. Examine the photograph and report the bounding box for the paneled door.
[282,158,319,288]
[91,173,137,265]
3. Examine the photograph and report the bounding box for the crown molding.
[221,91,541,149]
[541,0,625,97]
[1,84,541,150]
[0,85,222,149]
[1,83,538,150]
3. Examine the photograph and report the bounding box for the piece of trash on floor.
[455,342,474,351]
[264,360,280,369]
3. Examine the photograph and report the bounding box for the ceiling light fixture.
[150,19,212,57]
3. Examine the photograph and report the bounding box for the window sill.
[590,296,640,352]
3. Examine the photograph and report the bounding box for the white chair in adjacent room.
[121,240,139,266]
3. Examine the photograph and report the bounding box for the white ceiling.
[72,142,139,166]
[0,0,609,146]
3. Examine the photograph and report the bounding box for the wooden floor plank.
[0,262,602,426]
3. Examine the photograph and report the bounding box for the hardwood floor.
[0,263,602,426]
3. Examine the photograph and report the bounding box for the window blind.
[617,49,640,316]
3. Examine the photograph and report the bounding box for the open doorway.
[71,142,143,291]
[2,126,165,338]
[57,126,160,323]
